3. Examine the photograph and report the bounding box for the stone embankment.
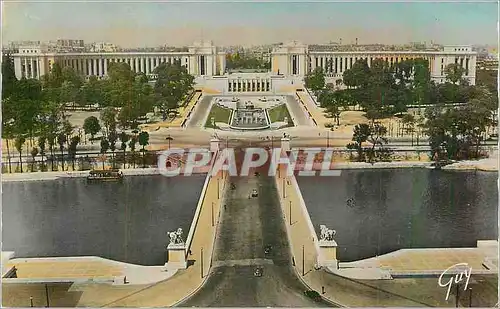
[1,167,210,182]
[442,157,498,172]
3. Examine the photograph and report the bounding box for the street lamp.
[211,202,214,227]
[468,287,472,307]
[166,135,173,149]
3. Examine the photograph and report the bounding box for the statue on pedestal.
[168,228,185,245]
[319,225,336,241]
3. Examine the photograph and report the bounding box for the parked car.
[304,290,322,302]
[264,245,272,254]
[254,267,263,277]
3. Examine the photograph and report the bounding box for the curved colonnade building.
[12,40,477,92]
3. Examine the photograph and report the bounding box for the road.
[285,95,311,126]
[186,95,213,128]
[181,172,329,307]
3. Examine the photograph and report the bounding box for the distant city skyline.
[2,1,498,48]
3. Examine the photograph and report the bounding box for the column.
[141,57,145,73]
[97,59,102,76]
[92,59,97,76]
[87,59,92,76]
[134,58,139,73]
[29,58,33,78]
[104,58,108,76]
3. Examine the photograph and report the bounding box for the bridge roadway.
[180,173,330,307]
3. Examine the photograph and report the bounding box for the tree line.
[304,58,498,163]
[1,54,195,172]
[225,52,271,70]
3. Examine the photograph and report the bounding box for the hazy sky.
[2,1,498,47]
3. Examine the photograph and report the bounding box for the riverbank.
[3,158,497,182]
[1,167,209,182]
[442,156,498,172]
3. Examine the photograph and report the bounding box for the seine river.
[2,175,206,266]
[298,169,498,262]
[3,169,497,265]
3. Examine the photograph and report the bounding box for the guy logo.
[438,263,472,301]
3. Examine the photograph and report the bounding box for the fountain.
[230,99,270,130]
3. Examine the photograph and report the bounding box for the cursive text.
[438,263,472,301]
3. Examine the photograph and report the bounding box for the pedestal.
[164,244,187,271]
[210,138,220,153]
[318,240,338,269]
[280,137,290,153]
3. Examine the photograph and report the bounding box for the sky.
[2,0,499,47]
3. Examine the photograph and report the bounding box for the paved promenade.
[296,91,329,127]
[338,241,498,277]
[141,92,202,130]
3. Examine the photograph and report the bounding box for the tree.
[108,130,118,168]
[225,52,271,70]
[347,124,370,162]
[304,67,326,94]
[68,136,80,171]
[81,76,104,106]
[128,136,138,168]
[138,131,149,168]
[60,81,79,105]
[423,100,494,161]
[30,147,39,172]
[318,90,348,126]
[367,123,388,163]
[342,59,370,88]
[57,133,67,171]
[42,62,64,89]
[476,69,498,97]
[117,77,154,129]
[62,119,73,148]
[15,135,26,173]
[154,61,195,119]
[100,107,117,137]
[83,116,101,142]
[2,53,17,100]
[61,66,84,89]
[2,98,15,173]
[100,138,110,170]
[38,135,47,171]
[444,63,466,85]
[119,132,130,169]
[412,58,431,106]
[47,133,56,171]
[346,123,389,162]
[398,113,415,143]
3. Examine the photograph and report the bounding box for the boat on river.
[87,169,124,183]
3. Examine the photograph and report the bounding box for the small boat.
[87,169,124,183]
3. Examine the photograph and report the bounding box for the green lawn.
[205,104,233,128]
[268,104,294,126]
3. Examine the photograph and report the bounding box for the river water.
[2,174,206,266]
[297,169,498,262]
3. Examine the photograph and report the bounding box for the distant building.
[11,39,478,86]
[271,41,478,85]
[4,41,41,49]
[89,42,118,53]
[12,40,226,80]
